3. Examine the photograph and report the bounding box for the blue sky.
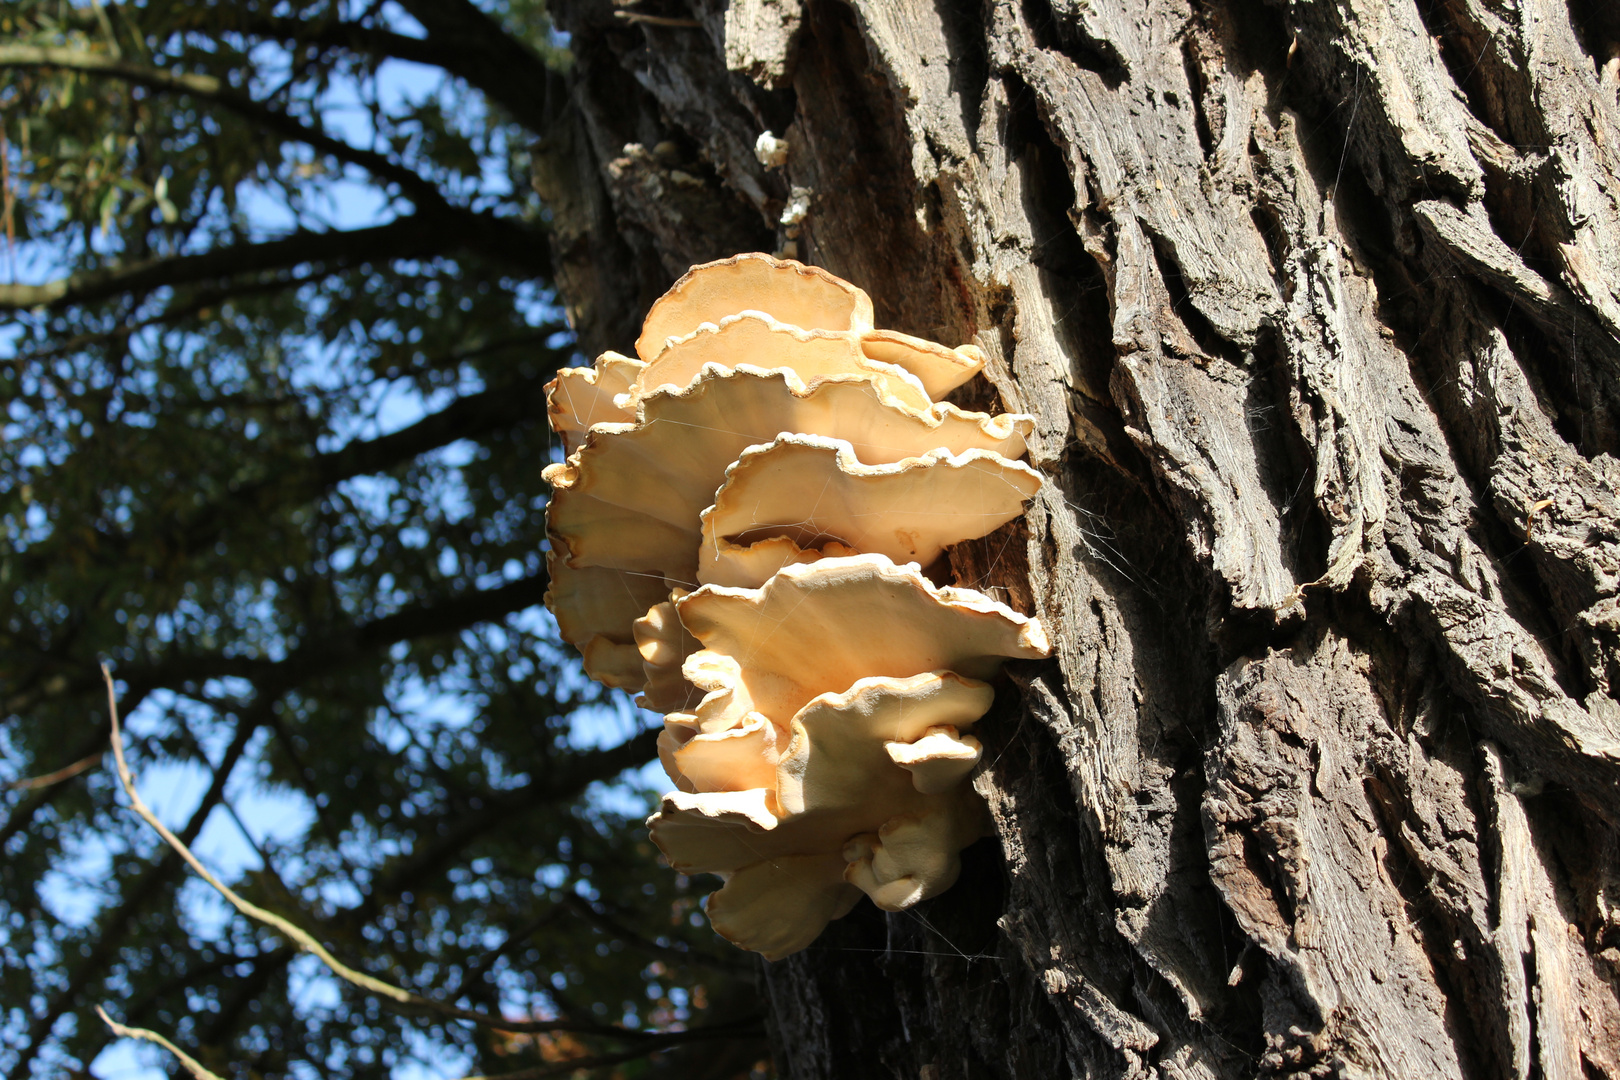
[1,15,664,1077]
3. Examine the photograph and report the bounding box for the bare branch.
[4,751,99,791]
[614,11,702,27]
[5,709,259,1080]
[95,1007,227,1080]
[0,217,443,311]
[99,665,720,1043]
[99,1002,713,1080]
[233,9,561,136]
[0,45,444,206]
[388,0,563,133]
[105,664,462,1010]
[0,740,108,867]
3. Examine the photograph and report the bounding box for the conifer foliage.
[0,2,763,1076]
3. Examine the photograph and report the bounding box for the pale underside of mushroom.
[643,559,1048,950]
[542,551,673,691]
[886,726,984,794]
[696,434,1045,588]
[630,594,700,712]
[546,366,1031,568]
[542,363,1034,694]
[703,852,861,962]
[694,538,862,598]
[670,554,1050,734]
[649,671,996,953]
[661,669,990,807]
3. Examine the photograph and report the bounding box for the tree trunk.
[541,0,1620,1075]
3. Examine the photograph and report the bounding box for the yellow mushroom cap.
[675,553,1049,732]
[545,351,644,456]
[649,672,992,870]
[637,313,932,411]
[635,253,874,361]
[697,434,1043,588]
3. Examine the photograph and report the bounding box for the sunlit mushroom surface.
[543,253,1050,958]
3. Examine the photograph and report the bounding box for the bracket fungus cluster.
[544,254,1049,959]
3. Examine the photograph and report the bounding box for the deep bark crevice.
[1252,324,1331,588]
[931,0,991,155]
[1179,34,1218,162]
[1020,0,1129,84]
[1568,0,1620,62]
[1382,272,1609,708]
[1142,228,1228,363]
[1206,0,1292,83]
[1362,762,1500,1080]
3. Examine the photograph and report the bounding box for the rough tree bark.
[538,0,1620,1075]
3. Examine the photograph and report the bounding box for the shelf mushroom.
[543,253,1051,958]
[648,556,1048,958]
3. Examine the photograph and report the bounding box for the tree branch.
[0,216,442,311]
[0,45,559,279]
[0,731,108,853]
[0,45,445,206]
[96,1008,225,1080]
[0,206,552,312]
[3,564,555,724]
[5,267,329,361]
[4,751,99,791]
[560,892,753,973]
[129,570,554,693]
[343,728,661,929]
[99,667,708,1043]
[234,14,453,69]
[313,376,557,487]
[230,10,562,136]
[6,710,260,1080]
[3,355,562,608]
[388,0,563,134]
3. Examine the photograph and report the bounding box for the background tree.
[541,0,1620,1076]
[0,2,766,1077]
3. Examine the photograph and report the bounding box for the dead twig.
[100,1000,675,1080]
[103,664,462,1015]
[98,664,749,1043]
[613,11,701,27]
[95,1007,227,1080]
[5,751,99,791]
